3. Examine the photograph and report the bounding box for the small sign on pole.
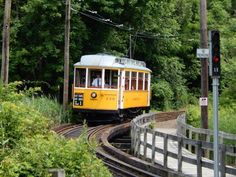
[196,48,209,58]
[199,97,208,106]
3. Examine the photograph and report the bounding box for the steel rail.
[87,124,161,177]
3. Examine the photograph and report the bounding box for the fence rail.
[131,112,236,177]
[177,114,236,157]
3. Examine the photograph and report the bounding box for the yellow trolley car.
[72,53,151,120]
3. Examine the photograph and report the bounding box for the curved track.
[53,120,179,177]
[87,123,162,177]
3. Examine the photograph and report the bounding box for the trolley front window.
[105,70,118,89]
[75,68,86,87]
[89,69,102,88]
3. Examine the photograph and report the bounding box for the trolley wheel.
[118,115,124,123]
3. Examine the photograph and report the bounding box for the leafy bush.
[151,80,174,110]
[151,78,189,111]
[0,82,25,103]
[0,81,68,124]
[0,82,111,176]
[186,104,201,128]
[0,134,112,177]
[0,101,51,149]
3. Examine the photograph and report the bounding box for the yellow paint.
[73,88,118,110]
[123,69,150,73]
[123,91,149,108]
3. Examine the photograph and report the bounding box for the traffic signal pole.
[209,30,221,177]
[213,76,219,177]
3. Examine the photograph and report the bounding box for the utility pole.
[1,0,12,85]
[129,26,132,58]
[63,0,71,111]
[129,33,132,58]
[200,0,208,129]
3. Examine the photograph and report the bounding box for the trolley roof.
[74,54,151,72]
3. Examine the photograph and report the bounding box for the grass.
[187,100,236,136]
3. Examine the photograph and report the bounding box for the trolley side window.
[138,72,144,90]
[144,73,149,90]
[131,72,137,90]
[125,71,130,90]
[75,68,86,87]
[88,69,102,88]
[105,70,118,89]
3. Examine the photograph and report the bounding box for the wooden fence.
[177,114,236,159]
[131,112,236,177]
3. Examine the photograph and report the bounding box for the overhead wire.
[71,5,183,40]
[71,5,199,44]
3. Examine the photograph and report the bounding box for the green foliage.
[0,134,111,177]
[221,58,236,102]
[0,82,25,102]
[0,101,51,149]
[187,100,236,135]
[217,103,236,134]
[0,83,111,176]
[0,0,235,112]
[8,0,87,90]
[21,96,64,124]
[0,82,65,150]
[151,80,174,110]
[148,121,156,129]
[186,104,201,128]
[208,1,231,28]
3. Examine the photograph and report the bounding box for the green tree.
[7,0,87,91]
[0,0,235,111]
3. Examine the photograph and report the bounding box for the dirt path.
[155,119,177,129]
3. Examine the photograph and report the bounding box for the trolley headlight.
[91,92,97,98]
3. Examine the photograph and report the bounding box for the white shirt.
[92,78,102,87]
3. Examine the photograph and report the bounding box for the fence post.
[196,133,199,141]
[133,124,137,156]
[164,134,168,168]
[205,134,211,158]
[137,127,142,158]
[151,130,156,164]
[135,127,141,157]
[49,169,65,177]
[188,129,192,152]
[178,137,183,173]
[130,122,134,152]
[219,135,224,144]
[143,128,147,160]
[196,141,202,177]
[220,144,226,177]
[133,125,137,155]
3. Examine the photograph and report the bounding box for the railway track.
[53,120,179,177]
[87,123,161,177]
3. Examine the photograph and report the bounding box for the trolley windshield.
[74,68,118,89]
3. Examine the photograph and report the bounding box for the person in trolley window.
[92,73,102,87]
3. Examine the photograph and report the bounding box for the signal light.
[210,30,221,77]
[213,56,219,63]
